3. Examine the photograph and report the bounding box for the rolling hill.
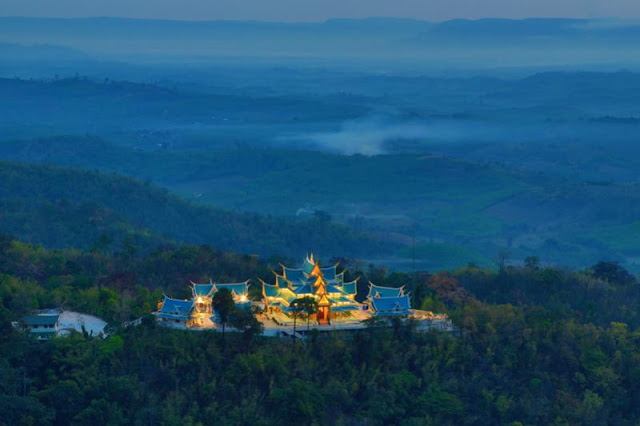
[0,161,392,259]
[2,137,640,271]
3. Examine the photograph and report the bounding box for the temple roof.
[320,265,337,280]
[292,284,314,295]
[191,282,215,298]
[156,296,195,320]
[191,281,249,298]
[279,290,297,304]
[265,255,364,312]
[367,283,405,299]
[266,286,297,305]
[325,284,344,294]
[283,267,307,284]
[370,295,411,316]
[263,282,280,298]
[24,314,59,326]
[303,255,316,275]
[340,281,358,296]
[275,274,289,288]
[215,282,249,297]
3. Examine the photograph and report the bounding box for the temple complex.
[152,254,453,333]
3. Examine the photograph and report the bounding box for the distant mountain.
[2,16,640,70]
[421,18,584,39]
[0,76,369,142]
[0,161,392,258]
[414,18,640,44]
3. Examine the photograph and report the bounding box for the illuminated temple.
[151,254,450,332]
[262,254,362,324]
[154,280,250,327]
[366,283,412,316]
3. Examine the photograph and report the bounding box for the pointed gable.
[191,282,215,298]
[303,254,317,275]
[318,293,331,306]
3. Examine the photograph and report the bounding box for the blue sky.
[2,0,640,21]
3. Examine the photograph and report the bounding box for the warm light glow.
[239,295,248,302]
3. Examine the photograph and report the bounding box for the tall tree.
[298,296,319,331]
[212,288,235,337]
[289,298,307,339]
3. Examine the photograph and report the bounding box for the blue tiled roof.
[321,266,337,280]
[192,283,215,298]
[275,274,289,288]
[371,295,411,316]
[284,268,307,283]
[263,282,280,298]
[24,314,59,326]
[215,282,249,296]
[367,283,404,299]
[341,281,358,296]
[292,284,314,295]
[158,296,194,317]
[325,284,343,294]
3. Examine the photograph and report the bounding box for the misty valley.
[2,53,640,271]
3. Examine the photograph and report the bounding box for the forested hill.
[2,236,640,424]
[0,161,391,258]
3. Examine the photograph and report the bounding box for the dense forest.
[1,236,640,425]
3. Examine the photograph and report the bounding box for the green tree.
[295,296,318,332]
[212,288,235,338]
[590,261,636,286]
[289,297,307,339]
[229,308,263,350]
